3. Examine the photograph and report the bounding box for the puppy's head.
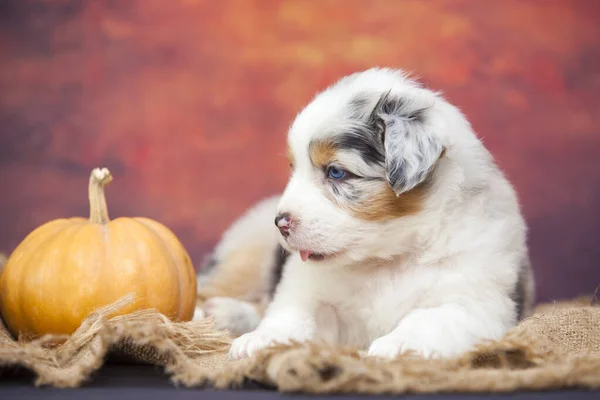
[276,68,450,263]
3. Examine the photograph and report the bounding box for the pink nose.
[274,213,292,237]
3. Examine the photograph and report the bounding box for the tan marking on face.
[309,139,337,167]
[346,148,445,221]
[308,139,441,221]
[308,139,429,221]
[348,181,429,221]
[287,145,295,169]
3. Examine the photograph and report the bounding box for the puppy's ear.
[369,91,444,196]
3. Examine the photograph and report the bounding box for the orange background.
[1,0,599,303]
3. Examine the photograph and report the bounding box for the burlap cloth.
[1,281,599,392]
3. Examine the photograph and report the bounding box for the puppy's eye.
[327,166,346,180]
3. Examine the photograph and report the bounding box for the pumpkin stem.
[88,167,113,224]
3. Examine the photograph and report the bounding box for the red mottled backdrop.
[1,0,599,303]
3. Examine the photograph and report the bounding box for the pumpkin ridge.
[1,220,72,337]
[21,222,85,336]
[131,218,182,320]
[109,218,149,312]
[59,222,103,333]
[18,222,78,335]
[101,222,110,312]
[132,216,196,320]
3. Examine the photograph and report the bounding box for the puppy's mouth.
[283,238,339,262]
[299,250,329,262]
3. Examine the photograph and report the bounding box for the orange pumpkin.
[0,167,197,337]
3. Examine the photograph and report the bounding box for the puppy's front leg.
[228,300,317,359]
[368,301,510,359]
[228,265,319,359]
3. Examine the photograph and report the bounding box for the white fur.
[226,68,532,360]
[201,297,262,337]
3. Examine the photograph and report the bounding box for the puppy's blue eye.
[327,166,346,180]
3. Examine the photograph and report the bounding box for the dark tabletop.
[1,363,599,400]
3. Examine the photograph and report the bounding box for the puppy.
[196,67,535,360]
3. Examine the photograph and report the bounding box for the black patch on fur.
[366,90,429,145]
[511,257,530,321]
[381,95,405,115]
[344,185,361,201]
[334,132,385,166]
[269,244,290,298]
[336,91,429,170]
[390,170,405,190]
[390,99,426,123]
[331,184,341,196]
[375,92,427,124]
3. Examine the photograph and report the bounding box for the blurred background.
[0,0,599,303]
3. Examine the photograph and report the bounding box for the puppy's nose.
[274,212,293,237]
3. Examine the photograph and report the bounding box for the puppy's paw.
[228,329,293,360]
[367,334,405,359]
[367,332,441,360]
[203,297,261,337]
[368,305,485,360]
[192,306,206,321]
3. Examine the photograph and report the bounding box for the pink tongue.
[300,250,312,262]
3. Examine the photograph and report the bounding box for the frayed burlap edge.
[0,294,232,388]
[233,306,600,394]
[1,288,599,393]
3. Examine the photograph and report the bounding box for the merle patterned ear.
[370,91,444,195]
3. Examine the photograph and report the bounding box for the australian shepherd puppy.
[194,67,535,360]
